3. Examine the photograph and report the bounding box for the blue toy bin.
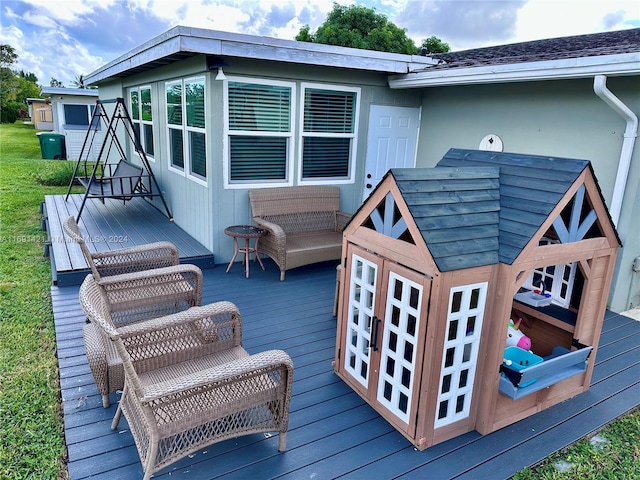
[503,347,544,387]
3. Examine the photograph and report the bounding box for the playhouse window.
[225,78,294,188]
[166,77,207,184]
[524,237,576,308]
[129,86,154,159]
[299,83,360,185]
[435,282,487,429]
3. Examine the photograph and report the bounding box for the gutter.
[593,75,638,226]
[388,52,640,88]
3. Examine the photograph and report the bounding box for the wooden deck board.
[51,260,640,480]
[43,194,215,285]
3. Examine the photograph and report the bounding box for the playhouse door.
[341,245,431,437]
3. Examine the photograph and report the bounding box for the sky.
[1,0,639,87]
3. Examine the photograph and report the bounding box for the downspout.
[593,74,638,226]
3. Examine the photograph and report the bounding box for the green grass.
[512,407,640,479]
[0,121,638,480]
[0,122,72,480]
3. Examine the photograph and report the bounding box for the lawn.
[0,122,73,480]
[0,121,637,480]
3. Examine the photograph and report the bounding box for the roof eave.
[85,25,438,84]
[388,52,640,88]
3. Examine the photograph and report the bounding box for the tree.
[0,44,17,68]
[421,36,450,54]
[295,4,417,54]
[71,74,86,89]
[49,78,64,87]
[0,44,41,123]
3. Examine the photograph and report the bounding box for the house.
[335,148,620,449]
[83,26,639,313]
[26,97,53,130]
[40,87,103,160]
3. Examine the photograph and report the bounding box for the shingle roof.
[429,28,640,70]
[389,149,591,272]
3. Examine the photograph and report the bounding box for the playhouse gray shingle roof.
[390,149,591,272]
[428,28,640,70]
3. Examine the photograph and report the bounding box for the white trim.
[128,85,155,163]
[389,52,640,89]
[223,76,296,189]
[164,76,208,186]
[297,82,360,186]
[434,282,487,429]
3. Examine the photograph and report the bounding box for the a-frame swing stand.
[65,97,172,222]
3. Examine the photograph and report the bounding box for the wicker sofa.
[249,186,351,281]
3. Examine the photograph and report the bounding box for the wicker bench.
[249,186,351,281]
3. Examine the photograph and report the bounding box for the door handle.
[371,316,381,351]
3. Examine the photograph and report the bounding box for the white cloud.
[515,0,640,42]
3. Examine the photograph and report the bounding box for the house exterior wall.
[100,55,423,264]
[415,76,640,313]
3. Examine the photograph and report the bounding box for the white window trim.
[223,76,296,190]
[129,85,155,162]
[297,82,360,186]
[165,76,208,186]
[434,282,487,429]
[523,237,576,308]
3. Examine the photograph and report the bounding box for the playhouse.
[334,148,620,449]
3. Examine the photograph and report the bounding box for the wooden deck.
[42,194,215,286]
[53,259,640,480]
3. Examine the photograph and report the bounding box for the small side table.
[224,225,266,278]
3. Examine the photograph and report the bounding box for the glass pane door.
[376,271,423,424]
[344,253,378,388]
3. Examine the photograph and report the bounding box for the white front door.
[363,105,420,201]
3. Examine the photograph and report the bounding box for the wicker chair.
[63,216,202,407]
[63,216,179,281]
[79,275,293,480]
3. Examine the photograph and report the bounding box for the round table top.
[224,225,265,238]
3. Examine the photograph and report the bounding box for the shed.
[26,98,53,130]
[334,148,621,450]
[40,87,102,160]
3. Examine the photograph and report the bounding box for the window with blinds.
[226,79,294,186]
[165,77,207,183]
[300,84,359,183]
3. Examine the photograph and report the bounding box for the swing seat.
[79,158,143,200]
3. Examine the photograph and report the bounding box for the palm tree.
[71,74,86,89]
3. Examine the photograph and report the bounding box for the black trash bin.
[37,132,66,159]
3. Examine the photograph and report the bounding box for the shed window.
[299,84,359,184]
[225,79,294,187]
[63,104,100,129]
[166,77,207,184]
[129,86,154,158]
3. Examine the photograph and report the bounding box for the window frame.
[523,237,576,308]
[62,103,100,130]
[297,82,360,185]
[223,76,296,189]
[165,76,208,186]
[128,85,155,161]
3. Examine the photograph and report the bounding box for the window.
[166,77,207,183]
[129,86,154,158]
[435,282,487,429]
[63,104,100,129]
[225,78,294,187]
[524,237,576,308]
[299,83,359,184]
